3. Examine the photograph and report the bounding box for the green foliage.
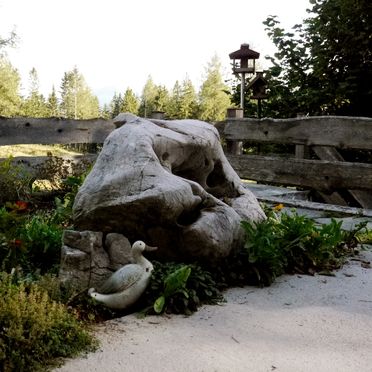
[141,262,223,315]
[46,86,60,117]
[263,0,372,117]
[18,213,63,273]
[121,88,139,114]
[52,168,90,226]
[239,209,362,285]
[0,273,96,372]
[138,75,158,117]
[0,156,33,204]
[21,67,48,118]
[0,208,63,274]
[198,55,231,122]
[0,56,21,116]
[60,67,100,119]
[153,265,191,314]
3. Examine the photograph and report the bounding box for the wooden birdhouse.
[247,72,268,100]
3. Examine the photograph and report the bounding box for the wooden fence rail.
[0,117,114,145]
[1,115,372,208]
[220,115,372,208]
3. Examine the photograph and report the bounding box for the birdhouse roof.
[229,44,260,59]
[247,72,268,89]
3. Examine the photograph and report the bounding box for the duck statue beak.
[145,244,158,252]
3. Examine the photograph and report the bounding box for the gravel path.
[57,248,372,372]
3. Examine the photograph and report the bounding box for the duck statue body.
[88,241,157,309]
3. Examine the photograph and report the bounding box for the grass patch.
[0,144,82,157]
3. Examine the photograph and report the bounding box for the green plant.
[0,208,63,274]
[0,156,33,204]
[356,227,372,245]
[141,262,223,315]
[52,170,91,226]
[239,209,363,285]
[18,212,63,274]
[0,273,97,372]
[153,265,191,314]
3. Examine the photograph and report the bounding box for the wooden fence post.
[226,108,243,155]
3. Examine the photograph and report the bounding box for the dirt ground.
[57,248,372,372]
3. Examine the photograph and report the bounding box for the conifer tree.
[139,76,158,117]
[198,56,231,122]
[60,67,100,119]
[167,80,183,119]
[180,76,198,119]
[153,85,170,113]
[120,88,139,114]
[0,57,21,116]
[46,86,60,117]
[22,67,47,117]
[109,92,123,118]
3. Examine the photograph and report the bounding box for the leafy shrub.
[0,273,96,372]
[0,208,63,274]
[0,157,33,204]
[52,172,89,226]
[238,209,364,285]
[140,262,223,315]
[18,212,63,273]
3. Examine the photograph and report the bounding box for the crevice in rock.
[176,206,202,227]
[206,159,226,188]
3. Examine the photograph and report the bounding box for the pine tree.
[22,67,47,117]
[46,86,60,117]
[0,57,21,116]
[109,92,123,118]
[180,76,198,119]
[153,85,170,113]
[198,56,231,122]
[60,67,100,119]
[100,103,111,119]
[167,80,183,119]
[138,76,158,117]
[120,88,139,114]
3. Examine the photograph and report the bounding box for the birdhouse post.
[229,44,260,114]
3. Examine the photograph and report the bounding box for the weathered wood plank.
[223,116,372,150]
[0,117,115,145]
[313,145,372,208]
[227,154,372,191]
[252,194,372,218]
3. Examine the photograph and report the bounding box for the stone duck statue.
[88,240,157,309]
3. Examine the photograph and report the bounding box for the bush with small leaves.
[0,273,97,372]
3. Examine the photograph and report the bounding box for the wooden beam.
[313,145,372,209]
[223,116,372,150]
[227,154,372,191]
[252,194,372,218]
[0,117,115,145]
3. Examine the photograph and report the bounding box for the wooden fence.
[218,115,372,208]
[1,115,372,208]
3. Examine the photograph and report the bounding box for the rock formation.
[72,114,265,263]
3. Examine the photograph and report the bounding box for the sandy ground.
[57,248,372,372]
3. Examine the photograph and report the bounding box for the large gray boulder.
[73,114,265,262]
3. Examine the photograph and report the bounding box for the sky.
[0,0,310,105]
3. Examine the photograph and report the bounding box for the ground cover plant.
[0,272,97,372]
